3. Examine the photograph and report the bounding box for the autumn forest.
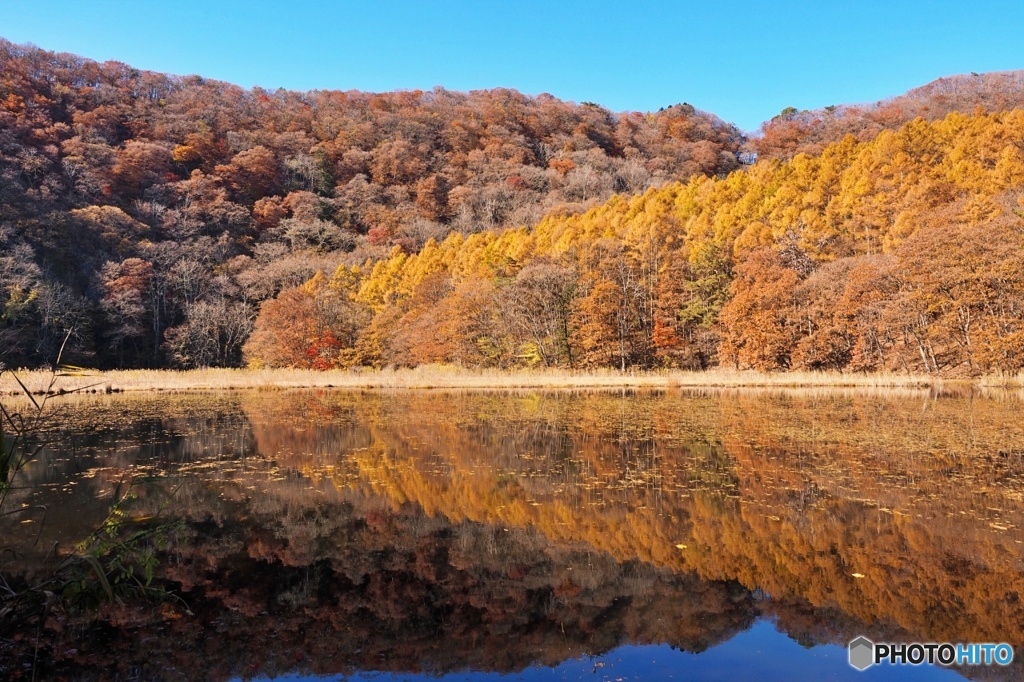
[3,39,1024,375]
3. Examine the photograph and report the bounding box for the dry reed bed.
[0,366,940,395]
[977,371,1024,388]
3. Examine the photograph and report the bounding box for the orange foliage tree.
[243,272,370,368]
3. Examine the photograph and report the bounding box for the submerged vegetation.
[0,368,185,659]
[3,387,1024,677]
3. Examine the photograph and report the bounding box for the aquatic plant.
[0,363,186,640]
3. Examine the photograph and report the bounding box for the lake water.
[3,387,1023,680]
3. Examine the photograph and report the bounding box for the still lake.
[4,387,1024,680]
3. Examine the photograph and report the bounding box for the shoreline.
[0,366,978,395]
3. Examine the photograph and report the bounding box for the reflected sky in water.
[5,387,1024,680]
[255,621,965,681]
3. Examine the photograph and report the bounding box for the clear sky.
[3,0,1024,132]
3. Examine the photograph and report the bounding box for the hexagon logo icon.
[849,636,875,671]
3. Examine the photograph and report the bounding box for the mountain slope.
[0,38,742,368]
[247,109,1024,375]
[754,70,1024,159]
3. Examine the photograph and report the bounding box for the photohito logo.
[848,637,1014,670]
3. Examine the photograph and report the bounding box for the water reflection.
[3,388,1024,679]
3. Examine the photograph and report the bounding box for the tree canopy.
[3,38,1024,376]
[248,110,1024,375]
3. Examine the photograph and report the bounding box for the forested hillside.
[755,70,1024,159]
[247,110,1024,375]
[0,39,740,368]
[2,38,1023,375]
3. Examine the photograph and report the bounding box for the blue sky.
[3,0,1024,132]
